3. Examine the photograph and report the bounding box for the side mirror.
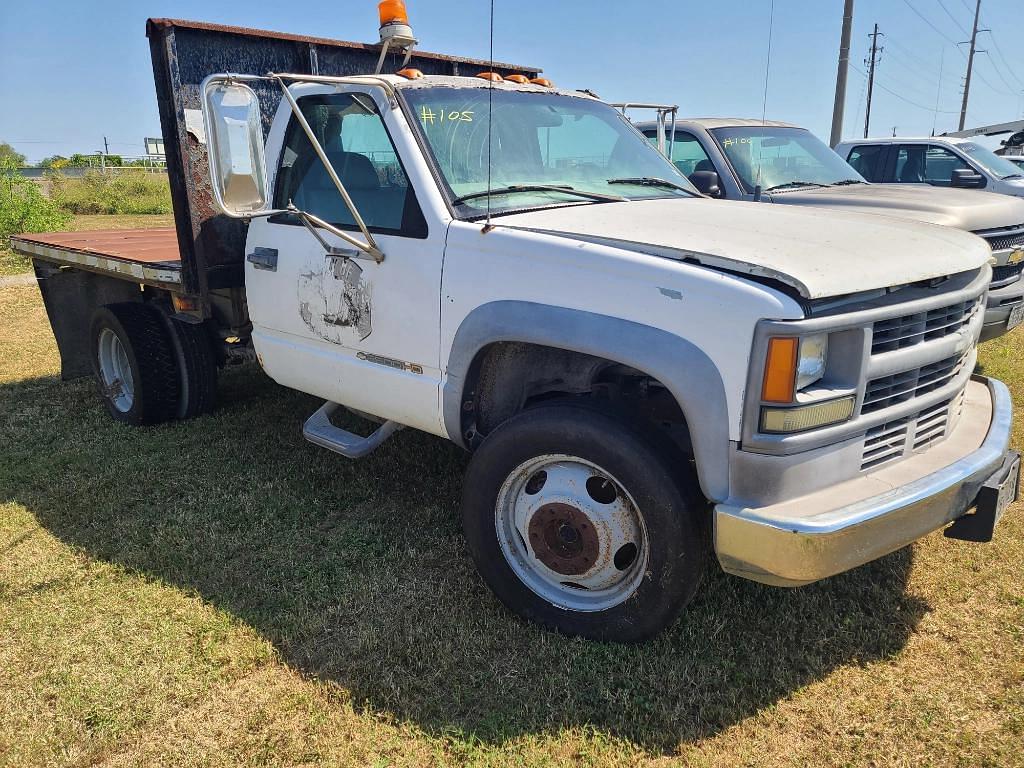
[950,168,985,189]
[689,170,722,198]
[202,79,270,216]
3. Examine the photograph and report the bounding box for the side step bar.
[302,402,402,459]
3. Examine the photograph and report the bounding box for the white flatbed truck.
[11,16,1020,641]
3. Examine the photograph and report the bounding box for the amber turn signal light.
[396,68,424,79]
[761,337,799,403]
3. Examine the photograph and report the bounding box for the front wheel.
[461,403,708,642]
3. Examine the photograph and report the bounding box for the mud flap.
[945,451,1020,543]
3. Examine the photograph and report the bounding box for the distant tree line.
[0,141,164,169]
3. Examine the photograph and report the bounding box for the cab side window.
[846,144,886,181]
[644,131,714,176]
[273,93,426,237]
[894,144,969,186]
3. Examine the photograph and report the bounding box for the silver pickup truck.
[637,118,1024,341]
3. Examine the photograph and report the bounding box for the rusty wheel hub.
[528,502,600,576]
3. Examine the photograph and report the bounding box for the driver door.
[245,86,445,434]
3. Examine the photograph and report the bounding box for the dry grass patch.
[1,282,1022,767]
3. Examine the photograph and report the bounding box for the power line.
[933,0,970,36]
[900,0,958,44]
[981,51,1019,95]
[850,62,961,113]
[981,30,1024,89]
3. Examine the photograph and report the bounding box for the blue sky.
[2,0,1022,163]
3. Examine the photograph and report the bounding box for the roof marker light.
[476,72,503,82]
[529,77,554,88]
[504,74,529,84]
[396,68,424,79]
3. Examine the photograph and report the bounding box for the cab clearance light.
[476,72,504,82]
[529,77,554,87]
[760,397,855,434]
[761,336,798,403]
[396,67,424,79]
[505,74,530,84]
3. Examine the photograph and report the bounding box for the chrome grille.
[983,228,1024,252]
[861,390,965,471]
[870,297,981,354]
[862,351,968,414]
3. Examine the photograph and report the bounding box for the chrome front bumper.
[715,376,1014,587]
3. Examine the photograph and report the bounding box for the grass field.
[1,277,1023,766]
[0,214,174,277]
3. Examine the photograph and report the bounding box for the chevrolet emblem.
[1009,248,1024,265]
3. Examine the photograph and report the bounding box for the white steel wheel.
[495,454,649,612]
[96,327,135,413]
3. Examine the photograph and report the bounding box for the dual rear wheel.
[89,302,216,425]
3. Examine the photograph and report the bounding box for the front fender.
[442,300,731,502]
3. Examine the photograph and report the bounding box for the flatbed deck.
[12,228,183,289]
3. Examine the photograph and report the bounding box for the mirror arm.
[271,74,384,263]
[289,204,384,263]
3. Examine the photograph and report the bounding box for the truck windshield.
[401,86,697,216]
[709,126,865,193]
[958,142,1024,180]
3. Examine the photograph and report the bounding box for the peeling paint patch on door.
[298,257,373,343]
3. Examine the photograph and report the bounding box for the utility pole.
[864,24,883,139]
[958,0,986,132]
[829,0,855,147]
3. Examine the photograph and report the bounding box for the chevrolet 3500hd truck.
[634,118,1024,341]
[11,17,1020,641]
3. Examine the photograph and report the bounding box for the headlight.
[759,332,849,434]
[796,333,828,391]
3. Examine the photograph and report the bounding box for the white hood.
[496,198,992,300]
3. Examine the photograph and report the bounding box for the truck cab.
[835,135,1024,199]
[12,19,1020,642]
[637,118,1024,341]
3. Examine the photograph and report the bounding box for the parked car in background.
[637,118,1024,341]
[834,136,1024,199]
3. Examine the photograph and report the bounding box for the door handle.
[247,247,278,271]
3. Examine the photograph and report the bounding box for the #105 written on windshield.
[419,106,474,124]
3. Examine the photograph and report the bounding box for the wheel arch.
[442,301,730,502]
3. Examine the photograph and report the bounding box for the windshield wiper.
[1001,174,1023,180]
[832,179,867,186]
[606,177,695,194]
[765,181,829,191]
[451,184,625,206]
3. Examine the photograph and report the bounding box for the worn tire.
[89,303,180,426]
[461,402,708,642]
[164,316,218,419]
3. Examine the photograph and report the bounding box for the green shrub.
[50,169,173,215]
[0,158,71,248]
